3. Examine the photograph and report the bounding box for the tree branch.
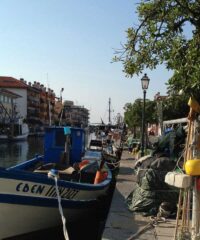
[174,0,197,16]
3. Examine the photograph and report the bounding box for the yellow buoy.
[185,159,200,176]
[188,97,200,113]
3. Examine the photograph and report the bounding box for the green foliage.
[124,99,157,129]
[124,95,189,130]
[162,95,189,120]
[114,0,200,98]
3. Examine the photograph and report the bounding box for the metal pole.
[141,90,146,157]
[157,100,163,135]
[108,97,111,124]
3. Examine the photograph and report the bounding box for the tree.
[124,99,157,134]
[114,0,200,100]
[162,95,189,120]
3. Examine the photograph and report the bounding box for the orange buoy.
[94,170,108,184]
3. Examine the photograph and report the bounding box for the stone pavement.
[102,151,176,240]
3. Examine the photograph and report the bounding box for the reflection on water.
[0,136,44,168]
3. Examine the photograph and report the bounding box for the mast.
[47,87,52,126]
[108,97,111,124]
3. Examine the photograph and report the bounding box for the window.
[55,130,65,147]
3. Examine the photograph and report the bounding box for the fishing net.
[126,158,179,213]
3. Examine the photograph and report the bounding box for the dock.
[102,151,176,240]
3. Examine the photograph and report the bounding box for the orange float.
[94,170,108,184]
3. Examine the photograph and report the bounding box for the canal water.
[0,136,44,168]
[0,136,115,240]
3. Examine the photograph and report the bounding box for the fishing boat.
[86,137,122,177]
[0,121,29,141]
[0,126,112,239]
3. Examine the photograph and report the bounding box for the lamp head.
[141,73,150,90]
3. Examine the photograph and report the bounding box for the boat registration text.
[16,182,79,200]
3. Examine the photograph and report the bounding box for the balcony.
[40,103,48,109]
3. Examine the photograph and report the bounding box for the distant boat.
[0,120,29,141]
[28,126,44,137]
[0,126,112,239]
[86,138,122,178]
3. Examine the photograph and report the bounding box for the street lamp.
[59,88,64,126]
[141,73,150,157]
[60,88,64,103]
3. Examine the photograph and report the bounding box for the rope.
[126,216,165,240]
[106,160,120,168]
[48,169,70,240]
[135,167,182,173]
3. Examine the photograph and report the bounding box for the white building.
[0,77,28,121]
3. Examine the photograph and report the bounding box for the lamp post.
[141,73,150,157]
[59,88,64,126]
[60,88,64,103]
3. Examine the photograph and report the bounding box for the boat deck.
[102,150,176,240]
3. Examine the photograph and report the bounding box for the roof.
[0,89,21,98]
[0,76,27,89]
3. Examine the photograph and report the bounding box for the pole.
[108,98,111,124]
[192,119,200,238]
[48,98,52,126]
[59,88,64,126]
[59,107,64,126]
[157,100,163,135]
[141,90,146,157]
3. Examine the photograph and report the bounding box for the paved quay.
[102,151,176,240]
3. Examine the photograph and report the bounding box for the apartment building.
[0,88,21,124]
[0,77,27,120]
[20,79,58,126]
[26,81,40,124]
[0,76,90,127]
[62,100,89,127]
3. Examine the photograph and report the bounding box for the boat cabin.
[44,126,85,166]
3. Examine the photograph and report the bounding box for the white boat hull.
[0,202,95,239]
[0,166,111,239]
[0,133,29,141]
[0,123,29,141]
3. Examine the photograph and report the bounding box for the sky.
[0,0,173,124]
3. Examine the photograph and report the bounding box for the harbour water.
[0,136,44,168]
[0,135,115,240]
